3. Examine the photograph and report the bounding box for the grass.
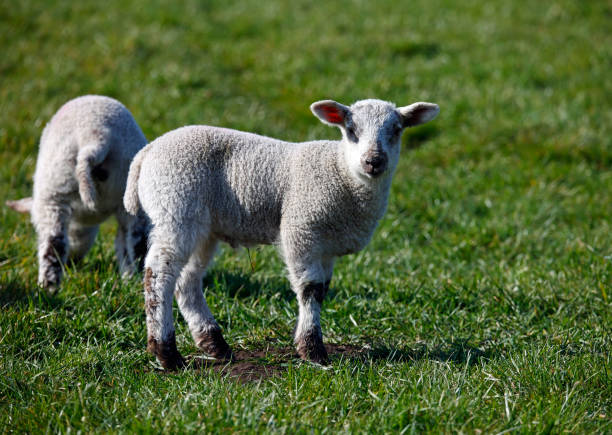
[0,0,610,432]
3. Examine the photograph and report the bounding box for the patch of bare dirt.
[184,343,369,382]
[142,340,488,381]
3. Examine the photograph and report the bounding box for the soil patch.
[184,343,368,382]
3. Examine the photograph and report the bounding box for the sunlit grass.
[1,0,610,432]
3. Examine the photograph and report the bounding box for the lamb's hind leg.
[175,237,233,360]
[33,201,71,292]
[67,222,99,263]
[115,209,139,278]
[115,208,149,275]
[143,225,195,370]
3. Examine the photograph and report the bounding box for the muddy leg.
[33,203,71,292]
[295,281,329,364]
[285,258,330,365]
[175,238,232,360]
[143,230,194,370]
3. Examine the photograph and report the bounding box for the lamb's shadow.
[349,340,490,365]
[0,276,33,304]
[0,275,65,307]
[402,124,440,150]
[174,340,490,383]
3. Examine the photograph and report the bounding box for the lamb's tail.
[6,197,33,214]
[123,145,151,216]
[76,141,111,210]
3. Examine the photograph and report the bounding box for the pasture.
[0,0,610,432]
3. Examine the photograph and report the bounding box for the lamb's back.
[35,96,145,199]
[139,126,294,244]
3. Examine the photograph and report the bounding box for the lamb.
[6,95,149,291]
[124,98,439,369]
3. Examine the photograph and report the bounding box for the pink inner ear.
[320,105,344,124]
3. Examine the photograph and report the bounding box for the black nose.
[361,152,388,176]
[365,156,385,169]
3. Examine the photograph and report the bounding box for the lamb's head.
[311,99,439,182]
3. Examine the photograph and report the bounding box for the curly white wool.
[8,95,149,291]
[124,98,439,368]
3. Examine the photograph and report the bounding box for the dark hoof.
[296,331,330,366]
[147,332,186,370]
[195,327,234,361]
[39,279,60,294]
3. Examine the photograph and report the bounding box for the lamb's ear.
[6,197,33,214]
[310,100,350,127]
[398,102,440,128]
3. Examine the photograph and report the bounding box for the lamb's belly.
[325,237,370,257]
[72,205,111,226]
[211,204,281,248]
[212,224,279,249]
[321,226,375,257]
[213,232,277,249]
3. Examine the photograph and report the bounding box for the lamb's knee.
[116,210,149,275]
[300,281,328,305]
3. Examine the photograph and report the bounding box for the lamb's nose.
[362,152,388,176]
[365,155,384,169]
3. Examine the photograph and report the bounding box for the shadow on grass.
[390,41,440,59]
[0,275,36,305]
[149,340,490,383]
[142,273,490,382]
[403,124,440,150]
[360,340,490,365]
[0,275,69,308]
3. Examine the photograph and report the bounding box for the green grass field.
[1,0,610,432]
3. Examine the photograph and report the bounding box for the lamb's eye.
[392,125,402,139]
[346,126,358,142]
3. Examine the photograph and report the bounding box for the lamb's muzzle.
[361,150,388,177]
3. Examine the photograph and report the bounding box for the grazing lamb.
[6,95,149,291]
[124,98,439,369]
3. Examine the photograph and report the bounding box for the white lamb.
[7,95,149,291]
[124,98,439,368]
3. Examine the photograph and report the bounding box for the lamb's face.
[311,99,440,183]
[344,100,403,180]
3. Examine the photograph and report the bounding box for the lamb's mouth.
[362,164,387,177]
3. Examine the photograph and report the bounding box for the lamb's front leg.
[33,201,71,292]
[295,281,330,364]
[288,260,331,365]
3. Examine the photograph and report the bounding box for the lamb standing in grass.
[124,98,439,368]
[7,95,149,291]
